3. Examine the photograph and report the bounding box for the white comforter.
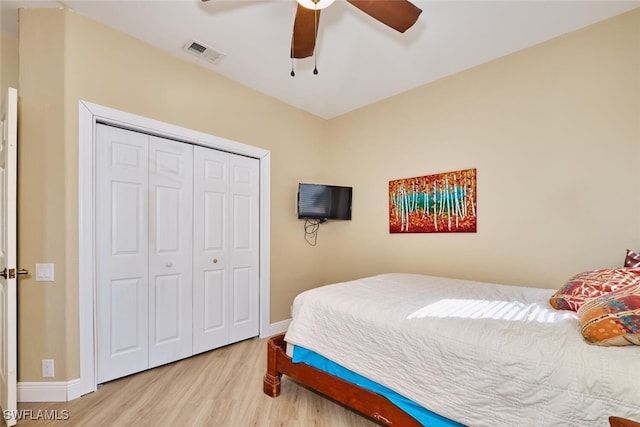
[284,273,640,426]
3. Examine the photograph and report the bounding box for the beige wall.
[324,9,640,288]
[18,8,327,382]
[1,32,19,96]
[14,7,640,384]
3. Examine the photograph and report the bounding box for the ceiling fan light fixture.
[297,0,335,10]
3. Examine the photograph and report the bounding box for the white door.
[0,87,18,426]
[227,154,260,342]
[148,136,193,369]
[193,148,229,352]
[96,124,259,381]
[96,124,150,383]
[192,147,259,353]
[97,126,196,382]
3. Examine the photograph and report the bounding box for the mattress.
[284,273,640,426]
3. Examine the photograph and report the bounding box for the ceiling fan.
[202,0,422,59]
[289,0,422,59]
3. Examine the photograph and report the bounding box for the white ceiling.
[2,0,639,119]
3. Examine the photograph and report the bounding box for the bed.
[263,273,640,426]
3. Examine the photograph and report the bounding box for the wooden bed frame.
[609,417,640,427]
[263,334,638,426]
[263,333,422,426]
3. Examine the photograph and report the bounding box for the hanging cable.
[304,218,321,246]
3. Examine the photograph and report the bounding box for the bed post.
[263,334,283,397]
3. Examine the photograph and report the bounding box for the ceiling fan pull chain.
[313,49,318,74]
[313,8,319,75]
[290,0,296,78]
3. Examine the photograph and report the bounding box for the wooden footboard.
[610,417,640,427]
[263,334,421,427]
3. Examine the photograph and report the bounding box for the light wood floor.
[16,337,380,426]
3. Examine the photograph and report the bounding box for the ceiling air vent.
[183,40,225,64]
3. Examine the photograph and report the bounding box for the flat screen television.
[297,183,352,221]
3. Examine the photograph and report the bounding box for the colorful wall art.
[389,168,477,233]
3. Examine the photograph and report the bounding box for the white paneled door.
[96,125,150,383]
[0,88,18,426]
[148,136,193,369]
[227,153,260,343]
[192,148,228,352]
[192,147,259,353]
[96,124,259,384]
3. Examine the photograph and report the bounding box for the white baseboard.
[268,318,291,336]
[18,379,81,402]
[66,378,83,401]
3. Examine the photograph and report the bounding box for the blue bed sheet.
[292,345,464,427]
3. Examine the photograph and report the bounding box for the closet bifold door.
[96,124,260,382]
[227,153,260,343]
[96,124,150,384]
[147,136,194,369]
[193,148,229,353]
[192,146,259,354]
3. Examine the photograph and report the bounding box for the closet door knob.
[166,261,173,268]
[212,258,218,264]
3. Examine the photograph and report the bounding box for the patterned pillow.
[578,282,640,346]
[549,268,640,311]
[624,249,640,268]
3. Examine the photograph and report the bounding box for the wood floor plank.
[16,337,380,426]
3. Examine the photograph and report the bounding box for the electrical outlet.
[42,359,54,378]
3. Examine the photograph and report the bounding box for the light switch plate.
[35,263,54,282]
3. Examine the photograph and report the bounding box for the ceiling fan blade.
[291,4,320,59]
[346,0,422,33]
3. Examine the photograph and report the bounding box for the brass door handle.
[0,268,30,279]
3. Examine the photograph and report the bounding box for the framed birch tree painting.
[389,168,477,233]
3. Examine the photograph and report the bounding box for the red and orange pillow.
[578,282,640,346]
[549,253,640,346]
[548,268,640,311]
